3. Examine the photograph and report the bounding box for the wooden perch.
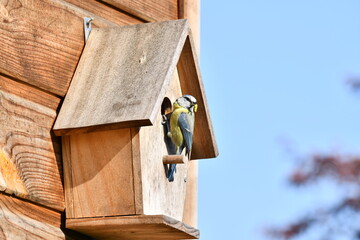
[163,155,188,164]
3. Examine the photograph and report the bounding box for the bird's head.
[174,95,198,113]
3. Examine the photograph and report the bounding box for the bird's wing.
[162,113,177,155]
[178,112,194,157]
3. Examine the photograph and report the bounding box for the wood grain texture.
[0,193,65,239]
[178,0,200,50]
[0,0,122,96]
[63,0,143,26]
[54,20,189,135]
[0,150,27,197]
[63,128,135,218]
[101,0,178,22]
[61,135,74,218]
[67,215,199,240]
[177,35,219,160]
[130,127,143,214]
[0,75,64,211]
[139,70,188,221]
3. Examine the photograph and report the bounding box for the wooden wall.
[0,0,199,238]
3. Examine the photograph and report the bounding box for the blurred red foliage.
[267,154,360,239]
[266,80,360,240]
[290,155,360,185]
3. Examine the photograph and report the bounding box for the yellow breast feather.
[169,107,189,148]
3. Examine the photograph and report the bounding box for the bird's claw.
[161,115,167,125]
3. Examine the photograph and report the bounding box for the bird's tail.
[167,164,177,182]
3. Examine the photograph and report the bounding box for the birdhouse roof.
[53,19,218,159]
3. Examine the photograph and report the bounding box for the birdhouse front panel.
[139,70,188,221]
[62,128,136,218]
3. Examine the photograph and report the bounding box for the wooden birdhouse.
[53,19,218,240]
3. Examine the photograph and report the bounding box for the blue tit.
[167,95,198,182]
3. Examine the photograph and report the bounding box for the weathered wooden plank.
[178,0,200,50]
[63,128,135,218]
[53,20,189,135]
[0,193,65,239]
[0,0,126,96]
[101,0,178,22]
[67,215,199,240]
[0,75,64,211]
[0,75,60,110]
[63,0,143,26]
[139,69,188,221]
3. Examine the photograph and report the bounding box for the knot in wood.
[139,55,146,64]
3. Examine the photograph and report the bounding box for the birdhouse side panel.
[63,128,136,218]
[177,36,218,160]
[139,70,188,221]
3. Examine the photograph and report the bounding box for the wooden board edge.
[101,0,155,22]
[188,32,219,158]
[53,119,152,136]
[0,74,61,110]
[61,136,74,218]
[131,128,143,214]
[178,0,185,19]
[0,193,66,239]
[0,193,62,226]
[162,215,200,239]
[66,214,199,239]
[62,0,144,26]
[101,0,178,22]
[177,0,200,50]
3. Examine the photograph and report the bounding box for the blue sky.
[199,1,360,239]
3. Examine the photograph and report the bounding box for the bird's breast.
[169,108,189,147]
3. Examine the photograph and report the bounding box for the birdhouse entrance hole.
[161,97,172,115]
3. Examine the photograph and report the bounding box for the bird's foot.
[161,115,167,125]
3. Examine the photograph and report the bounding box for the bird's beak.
[194,104,198,112]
